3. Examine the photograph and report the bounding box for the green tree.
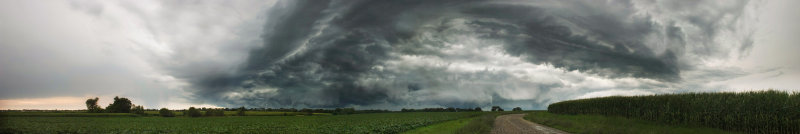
[85,97,103,113]
[186,107,202,117]
[159,108,175,117]
[131,105,145,115]
[491,106,501,112]
[105,96,133,113]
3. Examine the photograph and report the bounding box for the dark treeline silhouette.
[84,96,146,115]
[80,97,535,118]
[159,108,175,117]
[512,107,523,111]
[400,107,483,112]
[490,106,504,111]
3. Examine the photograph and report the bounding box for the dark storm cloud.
[462,3,680,81]
[182,0,755,109]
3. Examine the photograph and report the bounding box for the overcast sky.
[1,0,798,110]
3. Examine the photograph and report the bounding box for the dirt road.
[490,114,569,134]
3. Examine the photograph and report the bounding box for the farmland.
[547,90,800,133]
[1,112,482,133]
[524,111,739,134]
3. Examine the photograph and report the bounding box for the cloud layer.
[4,0,796,110]
[177,0,759,109]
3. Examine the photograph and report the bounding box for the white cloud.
[0,0,277,109]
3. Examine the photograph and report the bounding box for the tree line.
[86,97,527,117]
[84,96,143,114]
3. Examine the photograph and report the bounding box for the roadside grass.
[524,111,742,134]
[455,112,503,134]
[403,117,476,134]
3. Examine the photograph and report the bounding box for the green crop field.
[137,111,321,117]
[547,90,800,133]
[524,111,739,134]
[0,112,482,133]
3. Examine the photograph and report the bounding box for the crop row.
[1,112,482,133]
[548,90,799,133]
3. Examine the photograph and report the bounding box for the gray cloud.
[173,0,758,109]
[0,0,766,110]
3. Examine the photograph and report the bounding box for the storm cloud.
[176,0,757,109]
[4,0,789,110]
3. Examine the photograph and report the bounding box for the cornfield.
[548,90,800,133]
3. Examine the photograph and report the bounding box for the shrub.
[186,107,202,117]
[159,108,175,117]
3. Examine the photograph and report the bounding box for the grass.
[1,112,482,133]
[524,111,741,134]
[402,117,476,134]
[455,112,503,134]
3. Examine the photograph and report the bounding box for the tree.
[186,107,202,117]
[474,107,482,111]
[105,96,133,113]
[237,106,246,116]
[491,106,501,112]
[159,108,175,117]
[512,107,522,112]
[131,105,145,115]
[85,97,103,113]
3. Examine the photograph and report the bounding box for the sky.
[1,0,798,110]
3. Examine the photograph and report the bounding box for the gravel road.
[490,114,570,134]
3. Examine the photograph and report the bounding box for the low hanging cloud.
[176,0,757,109]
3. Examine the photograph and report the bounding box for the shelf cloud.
[2,0,797,110]
[180,0,759,109]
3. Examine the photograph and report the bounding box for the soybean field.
[0,112,482,133]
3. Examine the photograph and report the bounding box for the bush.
[186,107,202,117]
[159,108,175,117]
[237,107,246,116]
[548,90,800,133]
